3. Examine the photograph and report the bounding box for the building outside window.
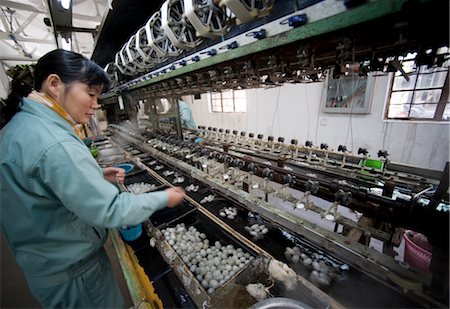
[210,89,247,113]
[386,51,449,121]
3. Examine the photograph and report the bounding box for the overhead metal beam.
[73,13,102,22]
[0,56,38,61]
[0,0,46,13]
[14,12,39,35]
[47,0,73,48]
[0,7,11,32]
[55,25,97,34]
[0,33,54,44]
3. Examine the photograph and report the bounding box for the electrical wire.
[278,90,280,137]
[344,77,360,152]
[305,83,310,141]
[255,88,258,133]
[270,87,281,136]
[314,69,328,145]
[245,89,250,133]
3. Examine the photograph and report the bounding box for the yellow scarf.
[28,91,83,138]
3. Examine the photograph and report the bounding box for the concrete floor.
[0,230,133,308]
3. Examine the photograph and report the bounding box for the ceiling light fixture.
[58,0,71,10]
[61,38,71,51]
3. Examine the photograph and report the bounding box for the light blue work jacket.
[0,97,168,281]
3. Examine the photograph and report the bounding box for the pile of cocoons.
[185,184,199,192]
[126,182,156,194]
[268,259,298,290]
[219,207,238,219]
[173,176,185,184]
[161,223,253,294]
[246,283,269,300]
[162,170,175,176]
[245,224,269,239]
[284,245,348,287]
[200,194,216,204]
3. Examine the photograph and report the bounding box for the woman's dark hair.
[0,78,33,129]
[0,49,110,129]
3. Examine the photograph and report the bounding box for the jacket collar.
[21,97,77,136]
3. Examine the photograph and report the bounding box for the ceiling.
[0,0,107,90]
[0,0,166,95]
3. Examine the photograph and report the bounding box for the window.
[386,52,449,121]
[322,69,374,114]
[210,90,247,113]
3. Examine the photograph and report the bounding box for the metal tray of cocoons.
[124,171,163,187]
[149,200,196,229]
[140,155,157,165]
[152,210,262,308]
[124,172,195,227]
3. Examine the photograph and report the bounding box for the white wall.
[184,74,449,171]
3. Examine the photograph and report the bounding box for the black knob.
[358,148,368,156]
[249,133,255,138]
[219,128,224,133]
[305,141,313,147]
[338,145,347,152]
[208,127,212,131]
[198,125,202,129]
[224,155,233,164]
[278,137,285,143]
[215,153,223,161]
[335,189,352,206]
[257,134,264,140]
[291,139,298,145]
[344,0,367,9]
[212,128,217,132]
[268,136,274,142]
[225,129,230,134]
[234,159,245,168]
[320,143,328,150]
[283,174,294,184]
[240,132,246,137]
[262,167,274,179]
[305,180,320,194]
[378,150,389,158]
[247,163,259,172]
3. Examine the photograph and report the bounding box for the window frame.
[209,89,247,113]
[385,64,449,122]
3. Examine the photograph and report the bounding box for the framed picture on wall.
[322,69,374,114]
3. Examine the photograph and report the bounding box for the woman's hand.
[165,187,186,208]
[103,167,125,184]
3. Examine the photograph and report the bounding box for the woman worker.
[0,49,185,308]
